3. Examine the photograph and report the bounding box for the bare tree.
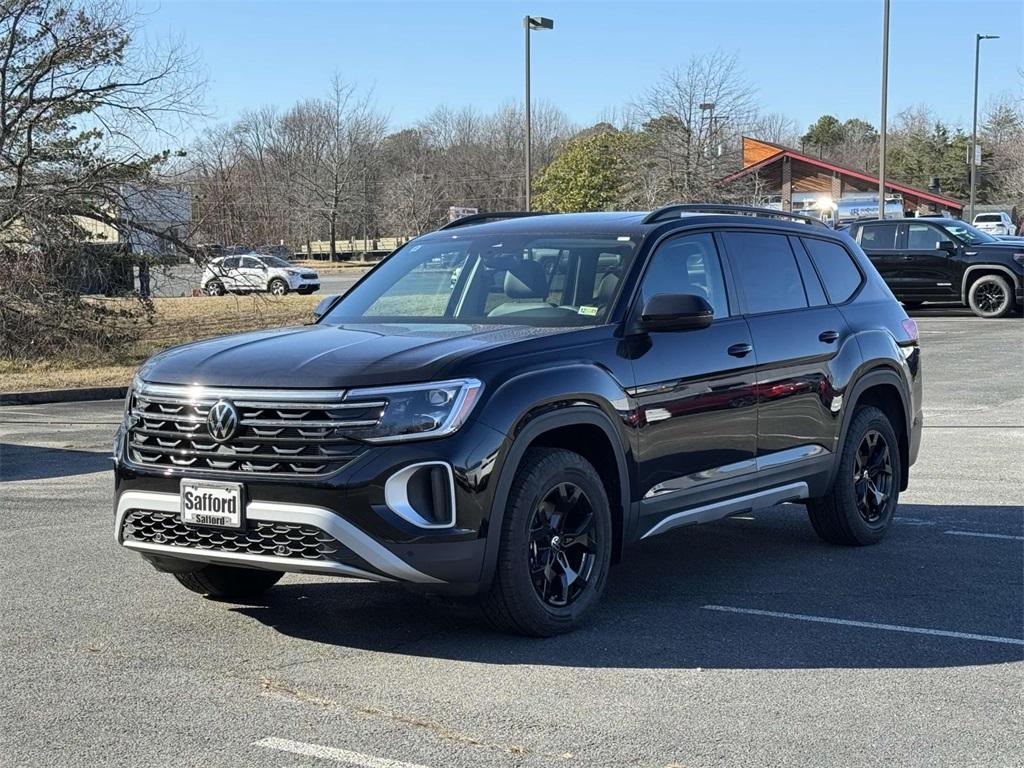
[0,0,202,360]
[630,50,759,203]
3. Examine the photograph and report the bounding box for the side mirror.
[938,240,957,254]
[639,293,714,332]
[313,294,341,321]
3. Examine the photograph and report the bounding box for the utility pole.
[971,34,1000,221]
[878,0,890,219]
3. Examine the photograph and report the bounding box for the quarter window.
[802,238,863,304]
[721,232,808,315]
[640,233,729,318]
[859,223,899,249]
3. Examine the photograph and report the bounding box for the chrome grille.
[127,383,380,476]
[121,510,345,561]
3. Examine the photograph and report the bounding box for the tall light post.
[878,0,890,219]
[970,33,999,222]
[524,15,553,211]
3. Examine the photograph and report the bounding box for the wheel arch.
[835,366,911,492]
[480,406,632,592]
[961,264,1020,303]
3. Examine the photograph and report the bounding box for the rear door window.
[859,223,899,250]
[721,231,808,315]
[801,237,863,304]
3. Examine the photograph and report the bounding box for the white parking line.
[255,737,432,768]
[702,605,1024,646]
[945,530,1024,541]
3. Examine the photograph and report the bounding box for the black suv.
[113,205,923,636]
[847,217,1024,318]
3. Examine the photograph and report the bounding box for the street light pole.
[970,34,999,222]
[878,0,889,219]
[523,16,553,211]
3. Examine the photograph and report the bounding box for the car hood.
[138,322,573,389]
[969,241,1024,253]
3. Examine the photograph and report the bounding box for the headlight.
[286,269,300,276]
[1013,252,1024,266]
[342,379,483,443]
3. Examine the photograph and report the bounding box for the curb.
[0,387,128,406]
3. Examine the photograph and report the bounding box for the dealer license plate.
[180,479,244,528]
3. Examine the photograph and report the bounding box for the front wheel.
[174,564,282,601]
[268,278,289,296]
[807,405,901,546]
[480,448,612,636]
[967,274,1013,318]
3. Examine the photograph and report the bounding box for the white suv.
[201,254,320,296]
[973,212,1015,236]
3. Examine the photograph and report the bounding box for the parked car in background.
[201,254,320,296]
[114,205,922,636]
[973,212,1015,236]
[847,217,1024,318]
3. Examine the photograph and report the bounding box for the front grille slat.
[127,385,371,477]
[122,510,352,564]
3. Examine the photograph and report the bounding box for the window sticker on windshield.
[578,305,599,316]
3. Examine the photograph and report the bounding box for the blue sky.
[141,0,1023,137]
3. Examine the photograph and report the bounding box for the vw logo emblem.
[207,400,239,442]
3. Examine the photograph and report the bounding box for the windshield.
[940,221,997,245]
[260,256,293,268]
[321,232,638,327]
[974,214,1000,223]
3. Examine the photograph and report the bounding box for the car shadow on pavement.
[236,502,1023,670]
[0,442,112,482]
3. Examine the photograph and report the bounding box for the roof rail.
[642,203,830,228]
[437,211,551,231]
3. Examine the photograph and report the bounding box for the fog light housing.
[384,462,456,529]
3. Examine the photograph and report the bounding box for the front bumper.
[113,419,510,591]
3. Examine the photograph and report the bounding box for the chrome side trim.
[642,445,828,500]
[384,461,457,529]
[755,444,828,471]
[641,482,809,540]
[114,491,443,584]
[644,459,756,499]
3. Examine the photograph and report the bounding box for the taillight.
[900,318,919,343]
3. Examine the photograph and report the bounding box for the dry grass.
[1,294,319,393]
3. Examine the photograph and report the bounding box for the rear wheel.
[204,280,225,296]
[808,405,901,546]
[174,564,282,600]
[480,448,612,636]
[967,274,1013,318]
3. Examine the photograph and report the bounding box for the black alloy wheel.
[968,274,1012,318]
[528,482,598,607]
[853,429,894,525]
[480,447,612,636]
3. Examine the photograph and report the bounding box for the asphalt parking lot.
[1,311,1021,768]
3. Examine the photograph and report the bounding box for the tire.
[967,274,1013,318]
[268,278,289,296]
[204,280,225,296]
[807,405,901,546]
[174,564,283,601]
[479,447,613,636]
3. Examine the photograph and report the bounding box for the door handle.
[727,343,753,358]
[818,330,839,343]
